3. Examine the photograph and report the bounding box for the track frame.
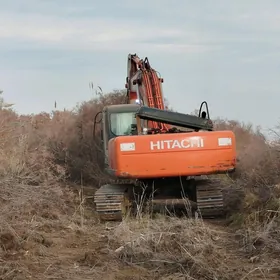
[94,175,226,221]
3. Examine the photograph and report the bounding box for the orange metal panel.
[108,131,236,179]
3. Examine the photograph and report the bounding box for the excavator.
[93,54,236,221]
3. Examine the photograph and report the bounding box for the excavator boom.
[126,54,169,131]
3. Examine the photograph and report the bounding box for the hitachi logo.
[150,138,204,150]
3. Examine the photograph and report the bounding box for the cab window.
[110,112,136,136]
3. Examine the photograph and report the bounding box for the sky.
[0,0,280,132]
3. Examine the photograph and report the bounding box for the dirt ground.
[1,183,280,280]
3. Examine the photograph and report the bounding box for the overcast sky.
[0,0,280,131]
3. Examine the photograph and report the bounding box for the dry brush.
[0,90,280,279]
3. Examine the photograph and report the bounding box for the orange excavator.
[93,54,236,221]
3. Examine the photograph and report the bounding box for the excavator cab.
[101,104,140,139]
[98,103,142,169]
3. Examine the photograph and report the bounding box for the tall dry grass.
[0,89,280,279]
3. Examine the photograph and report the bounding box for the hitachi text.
[150,138,204,150]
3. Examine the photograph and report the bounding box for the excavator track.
[94,178,226,221]
[94,184,132,221]
[195,177,225,217]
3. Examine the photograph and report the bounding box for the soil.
[1,184,280,280]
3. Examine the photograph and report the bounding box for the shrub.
[46,89,127,185]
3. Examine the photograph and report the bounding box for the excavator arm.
[126,54,169,131]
